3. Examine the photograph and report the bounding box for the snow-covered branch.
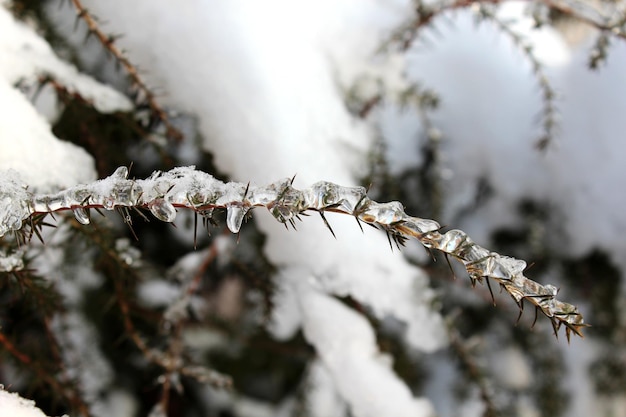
[0,166,587,340]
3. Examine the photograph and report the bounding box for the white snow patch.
[294,274,436,417]
[0,81,95,190]
[305,360,348,417]
[0,6,132,114]
[0,387,55,417]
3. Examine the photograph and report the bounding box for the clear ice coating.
[436,229,469,253]
[395,217,441,235]
[112,166,129,179]
[307,181,339,209]
[266,184,307,224]
[247,179,289,206]
[360,201,406,224]
[0,166,586,338]
[226,204,247,233]
[0,170,32,237]
[32,194,67,213]
[0,196,28,237]
[73,208,91,225]
[149,199,177,222]
[489,256,527,281]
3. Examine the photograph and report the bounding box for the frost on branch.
[0,166,586,340]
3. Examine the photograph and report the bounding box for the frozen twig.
[0,166,587,340]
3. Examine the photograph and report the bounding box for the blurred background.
[1,1,626,416]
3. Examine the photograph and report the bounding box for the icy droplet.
[360,201,405,224]
[73,208,90,225]
[307,181,338,209]
[336,186,367,213]
[111,181,140,207]
[270,205,297,223]
[226,204,247,233]
[149,199,177,222]
[490,256,527,281]
[460,244,490,263]
[103,197,116,211]
[395,217,440,236]
[438,229,469,253]
[112,166,129,179]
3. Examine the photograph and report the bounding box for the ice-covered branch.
[0,166,586,339]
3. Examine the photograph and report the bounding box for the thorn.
[290,173,297,185]
[531,307,539,329]
[193,212,198,250]
[354,215,364,233]
[385,230,394,251]
[485,277,496,306]
[243,182,250,200]
[551,319,560,340]
[365,222,379,231]
[132,206,150,222]
[424,246,436,262]
[515,300,524,326]
[318,211,336,239]
[444,253,456,279]
[117,207,138,240]
[524,261,536,273]
[393,233,407,249]
[32,222,44,244]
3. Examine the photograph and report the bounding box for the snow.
[0,5,133,114]
[305,360,347,417]
[0,387,56,417]
[547,40,626,263]
[403,7,567,240]
[295,276,436,417]
[0,4,131,192]
[0,81,94,191]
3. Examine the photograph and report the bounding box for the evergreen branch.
[391,0,626,52]
[542,0,626,41]
[69,0,183,142]
[474,4,559,150]
[0,166,587,339]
